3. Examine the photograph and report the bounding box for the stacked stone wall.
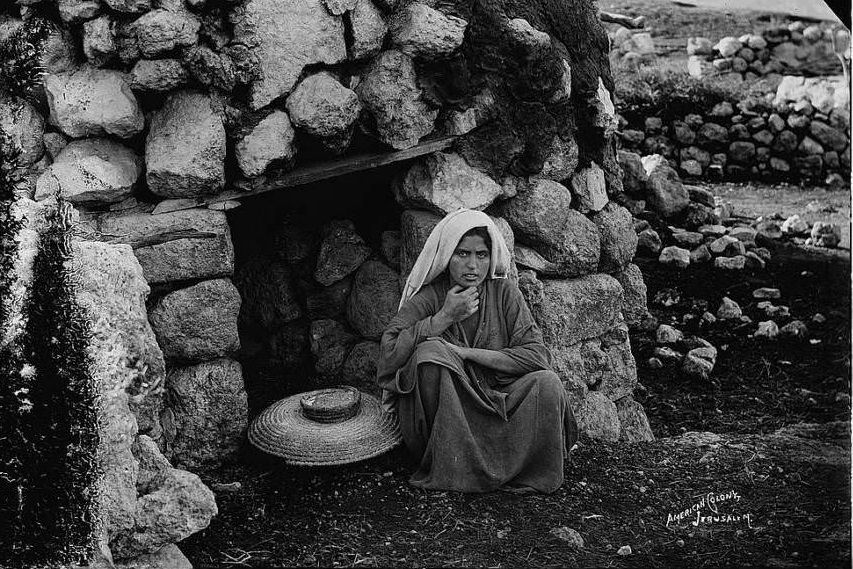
[4,0,656,563]
[619,76,850,184]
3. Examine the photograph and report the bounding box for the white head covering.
[398,208,511,310]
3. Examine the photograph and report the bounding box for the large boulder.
[148,279,241,363]
[347,260,401,340]
[356,49,437,149]
[35,138,143,205]
[617,150,648,194]
[501,181,600,277]
[517,271,624,348]
[0,95,45,166]
[71,241,166,438]
[145,90,226,198]
[160,358,247,471]
[97,209,234,284]
[286,71,362,153]
[233,0,346,109]
[110,468,217,558]
[45,66,144,139]
[388,3,467,59]
[612,263,648,329]
[314,220,372,286]
[399,209,442,280]
[116,8,200,61]
[591,202,637,272]
[393,152,503,214]
[235,110,296,178]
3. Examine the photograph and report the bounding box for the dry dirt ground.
[181,2,850,567]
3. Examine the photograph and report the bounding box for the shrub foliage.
[0,13,101,567]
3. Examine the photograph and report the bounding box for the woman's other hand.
[437,284,479,324]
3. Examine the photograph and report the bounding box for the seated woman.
[376,208,578,493]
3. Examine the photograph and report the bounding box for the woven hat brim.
[248,390,403,466]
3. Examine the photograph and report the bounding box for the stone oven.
[5,0,654,564]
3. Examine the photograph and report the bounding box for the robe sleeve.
[376,286,447,394]
[493,280,553,385]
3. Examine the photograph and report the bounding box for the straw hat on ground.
[248,386,402,466]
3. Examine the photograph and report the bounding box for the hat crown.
[300,386,361,423]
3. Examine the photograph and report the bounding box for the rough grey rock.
[576,391,620,442]
[592,78,619,138]
[714,255,746,270]
[502,182,599,277]
[149,279,241,363]
[393,152,502,214]
[111,468,217,558]
[809,221,841,247]
[114,545,192,569]
[698,122,729,145]
[349,0,387,60]
[617,150,647,194]
[72,241,166,441]
[132,435,171,493]
[35,138,142,205]
[613,263,647,329]
[286,71,362,153]
[83,15,116,67]
[636,228,662,256]
[570,163,608,213]
[233,0,346,109]
[754,320,779,339]
[716,296,742,320]
[517,271,624,348]
[682,347,716,380]
[0,96,45,167]
[658,246,690,268]
[310,319,359,379]
[389,2,466,59]
[146,91,225,198]
[729,226,757,245]
[381,230,401,269]
[690,244,712,264]
[708,235,741,255]
[117,8,200,62]
[128,59,189,93]
[160,359,247,472]
[645,162,689,218]
[514,243,562,276]
[314,220,372,286]
[341,341,381,396]
[534,135,579,182]
[655,324,683,345]
[347,260,401,340]
[306,278,352,320]
[591,202,636,273]
[549,526,584,549]
[58,0,101,23]
[615,396,654,442]
[399,209,441,279]
[103,0,151,13]
[714,36,742,57]
[653,346,683,364]
[779,320,808,340]
[235,110,296,177]
[98,208,234,284]
[671,230,703,248]
[356,50,437,149]
[45,66,143,139]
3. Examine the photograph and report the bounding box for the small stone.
[617,545,633,556]
[235,110,296,178]
[690,244,712,264]
[653,346,683,364]
[682,348,716,379]
[570,163,608,213]
[809,222,841,248]
[698,224,728,238]
[389,2,467,59]
[716,297,742,320]
[754,320,779,339]
[743,251,765,270]
[129,59,189,93]
[349,0,388,60]
[550,527,584,549]
[756,220,782,240]
[686,185,715,207]
[286,71,362,154]
[700,311,717,326]
[647,357,663,369]
[637,229,662,256]
[655,324,683,345]
[710,102,734,118]
[779,320,809,340]
[729,226,757,245]
[715,255,746,270]
[753,287,781,300]
[781,214,809,235]
[709,235,739,255]
[658,246,690,268]
[314,220,372,286]
[811,313,827,325]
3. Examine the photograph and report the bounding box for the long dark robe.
[376,273,578,493]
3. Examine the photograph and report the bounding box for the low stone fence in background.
[618,75,850,185]
[687,20,844,80]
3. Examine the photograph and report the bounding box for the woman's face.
[448,235,491,289]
